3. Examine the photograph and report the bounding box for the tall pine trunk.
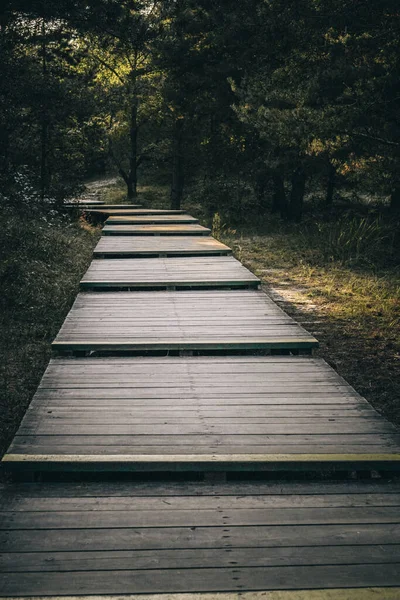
[272,174,288,218]
[127,102,138,199]
[325,162,336,207]
[170,118,184,210]
[40,19,48,201]
[288,167,306,222]
[390,186,400,214]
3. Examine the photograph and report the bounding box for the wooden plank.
[93,235,232,257]
[2,546,400,573]
[51,291,318,353]
[2,565,400,596]
[89,207,185,213]
[76,204,143,210]
[1,591,400,600]
[2,506,400,529]
[4,357,400,473]
[80,257,260,290]
[102,224,211,236]
[1,481,400,596]
[106,215,199,224]
[4,520,399,551]
[4,492,400,511]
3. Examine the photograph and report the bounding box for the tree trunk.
[255,170,269,214]
[40,19,48,201]
[390,186,400,214]
[128,102,138,199]
[288,167,306,222]
[272,174,288,218]
[325,162,336,206]
[170,118,184,210]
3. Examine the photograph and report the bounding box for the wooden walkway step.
[51,290,318,355]
[106,214,199,224]
[90,207,182,215]
[1,480,400,596]
[94,235,232,257]
[80,256,260,290]
[103,223,211,236]
[104,208,186,214]
[3,357,399,474]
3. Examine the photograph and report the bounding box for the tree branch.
[350,132,400,148]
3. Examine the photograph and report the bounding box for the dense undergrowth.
[0,193,101,459]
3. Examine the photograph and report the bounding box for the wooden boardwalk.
[80,256,260,289]
[52,290,318,354]
[94,235,232,257]
[106,214,199,224]
[2,203,400,598]
[103,223,211,235]
[3,357,400,474]
[1,481,400,597]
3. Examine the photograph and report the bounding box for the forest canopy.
[1,0,400,220]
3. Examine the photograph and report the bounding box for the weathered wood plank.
[93,235,232,257]
[1,586,400,600]
[80,257,260,290]
[90,207,185,213]
[102,224,211,236]
[2,564,400,596]
[106,214,199,224]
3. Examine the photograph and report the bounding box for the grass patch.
[0,208,101,461]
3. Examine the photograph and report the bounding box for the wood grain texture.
[93,235,232,257]
[4,357,399,471]
[51,290,318,352]
[1,481,400,596]
[102,224,211,236]
[80,257,260,289]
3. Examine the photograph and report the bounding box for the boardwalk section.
[3,357,400,474]
[1,481,400,596]
[106,214,199,224]
[93,235,232,257]
[51,290,318,354]
[80,256,260,290]
[102,223,211,235]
